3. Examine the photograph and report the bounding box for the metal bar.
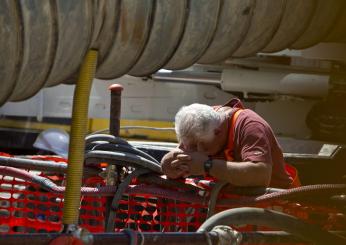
[108,84,123,136]
[1,231,345,245]
[105,84,124,231]
[0,232,218,245]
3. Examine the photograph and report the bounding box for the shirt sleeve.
[238,121,273,165]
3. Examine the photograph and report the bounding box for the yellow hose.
[63,50,98,225]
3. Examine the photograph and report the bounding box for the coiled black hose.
[85,150,162,173]
[89,142,159,164]
[197,207,346,245]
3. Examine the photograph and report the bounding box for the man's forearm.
[209,159,272,187]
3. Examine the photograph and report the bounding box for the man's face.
[181,130,220,156]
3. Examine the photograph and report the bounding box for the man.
[161,98,297,189]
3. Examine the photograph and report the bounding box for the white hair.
[175,103,222,142]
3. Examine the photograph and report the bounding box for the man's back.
[232,109,292,188]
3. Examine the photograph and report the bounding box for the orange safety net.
[0,173,207,233]
[0,156,343,234]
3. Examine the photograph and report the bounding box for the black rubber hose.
[197,207,346,245]
[0,156,67,173]
[90,142,159,164]
[85,141,108,151]
[85,150,162,173]
[85,134,130,146]
[0,166,117,195]
[0,156,99,176]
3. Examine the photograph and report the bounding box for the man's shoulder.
[236,109,271,131]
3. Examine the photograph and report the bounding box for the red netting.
[0,174,64,233]
[0,172,208,233]
[0,168,343,234]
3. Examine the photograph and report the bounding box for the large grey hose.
[198,207,346,245]
[1,0,345,105]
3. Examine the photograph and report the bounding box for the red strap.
[285,163,302,188]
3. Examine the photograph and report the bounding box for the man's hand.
[172,151,209,176]
[161,149,190,179]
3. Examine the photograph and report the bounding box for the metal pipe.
[0,232,219,245]
[1,231,346,245]
[108,84,123,136]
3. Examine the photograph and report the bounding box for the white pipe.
[221,68,329,98]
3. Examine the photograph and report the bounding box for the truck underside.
[0,0,345,244]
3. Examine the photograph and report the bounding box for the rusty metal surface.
[262,0,316,53]
[9,0,55,101]
[233,0,286,57]
[129,0,187,76]
[291,0,345,49]
[164,0,221,70]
